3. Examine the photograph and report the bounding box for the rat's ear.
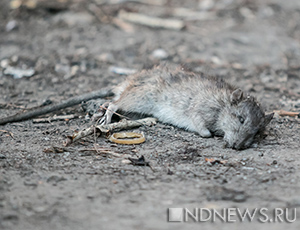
[230,89,244,105]
[264,112,274,126]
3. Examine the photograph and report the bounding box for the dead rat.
[95,64,273,150]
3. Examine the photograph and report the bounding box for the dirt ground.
[0,0,300,229]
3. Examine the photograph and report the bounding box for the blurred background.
[1,0,300,107]
[1,1,300,229]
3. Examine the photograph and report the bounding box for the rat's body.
[99,64,273,149]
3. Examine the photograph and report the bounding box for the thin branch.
[274,110,299,117]
[0,88,113,125]
[66,117,157,145]
[32,114,78,123]
[118,10,185,30]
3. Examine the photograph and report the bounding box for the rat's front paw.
[97,102,119,125]
[198,128,212,138]
[91,102,110,122]
[99,113,110,125]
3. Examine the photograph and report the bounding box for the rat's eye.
[238,115,245,124]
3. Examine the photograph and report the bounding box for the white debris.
[109,66,137,75]
[198,0,214,11]
[0,59,10,68]
[4,66,35,79]
[97,53,115,63]
[151,49,169,60]
[6,20,18,32]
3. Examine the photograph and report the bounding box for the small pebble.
[97,53,115,63]
[0,59,10,68]
[233,194,247,202]
[151,49,169,60]
[55,63,70,75]
[11,55,19,63]
[198,0,214,11]
[6,20,18,32]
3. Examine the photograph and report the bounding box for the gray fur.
[99,64,273,150]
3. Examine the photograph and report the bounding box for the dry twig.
[33,114,77,123]
[88,3,135,33]
[118,10,185,30]
[93,143,132,158]
[66,117,157,145]
[0,88,112,125]
[274,110,299,117]
[0,130,14,138]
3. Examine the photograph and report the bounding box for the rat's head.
[220,89,273,150]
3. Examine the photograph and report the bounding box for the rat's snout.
[232,141,246,150]
[224,133,253,150]
[232,135,254,150]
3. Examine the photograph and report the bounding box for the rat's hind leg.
[98,102,119,125]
